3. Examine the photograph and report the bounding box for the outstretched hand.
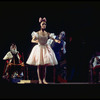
[55,39,61,43]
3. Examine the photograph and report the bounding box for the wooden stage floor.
[16,79,99,84]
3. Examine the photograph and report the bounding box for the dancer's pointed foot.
[39,79,42,84]
[43,79,48,84]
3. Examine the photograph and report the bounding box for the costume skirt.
[26,44,58,66]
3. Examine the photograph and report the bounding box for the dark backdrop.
[0,1,100,82]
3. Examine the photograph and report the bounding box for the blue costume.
[51,36,64,62]
[47,32,67,83]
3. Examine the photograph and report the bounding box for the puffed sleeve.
[93,57,97,67]
[31,31,38,38]
[49,33,56,39]
[47,33,56,45]
[63,41,66,54]
[3,51,13,60]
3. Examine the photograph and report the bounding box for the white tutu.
[26,44,58,66]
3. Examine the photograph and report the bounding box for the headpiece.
[39,17,47,23]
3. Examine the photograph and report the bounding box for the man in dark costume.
[47,31,67,83]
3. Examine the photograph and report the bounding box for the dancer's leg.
[43,65,48,84]
[37,66,42,84]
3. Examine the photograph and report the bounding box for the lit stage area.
[16,80,98,84]
[1,1,100,99]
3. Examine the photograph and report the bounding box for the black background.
[0,0,100,99]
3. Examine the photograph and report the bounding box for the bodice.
[38,31,48,45]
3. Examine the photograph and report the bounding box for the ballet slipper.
[39,79,42,84]
[43,79,48,84]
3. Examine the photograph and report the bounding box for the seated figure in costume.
[92,52,100,83]
[3,43,24,80]
[47,31,67,83]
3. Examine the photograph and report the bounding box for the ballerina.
[26,17,60,84]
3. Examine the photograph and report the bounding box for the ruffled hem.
[26,44,58,66]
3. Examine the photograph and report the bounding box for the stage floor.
[16,80,99,84]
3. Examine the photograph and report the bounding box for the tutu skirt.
[26,44,58,66]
